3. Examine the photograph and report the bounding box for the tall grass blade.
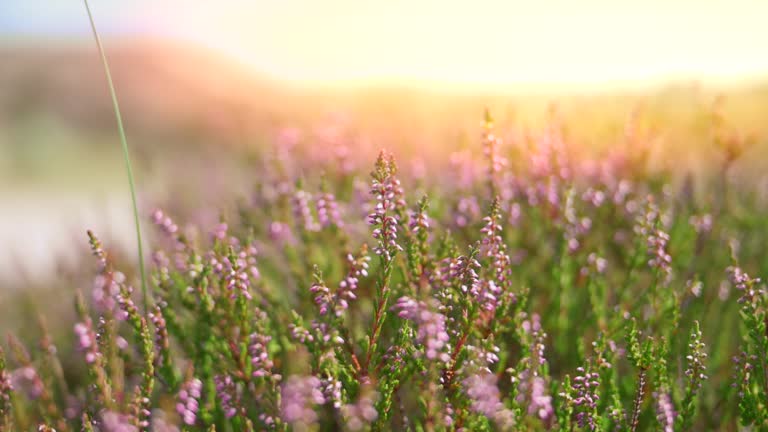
[83,0,150,310]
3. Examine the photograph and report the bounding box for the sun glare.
[159,0,768,90]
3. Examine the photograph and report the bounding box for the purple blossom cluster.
[316,192,343,228]
[571,366,601,430]
[100,410,138,432]
[463,372,515,428]
[280,376,325,426]
[74,319,100,364]
[340,391,378,431]
[176,378,202,426]
[293,189,320,232]
[368,151,405,261]
[214,375,238,418]
[654,392,676,432]
[249,332,276,379]
[395,297,451,363]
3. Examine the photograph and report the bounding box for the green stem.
[83,0,150,311]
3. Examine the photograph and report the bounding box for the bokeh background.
[1,0,767,291]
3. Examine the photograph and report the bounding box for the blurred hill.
[0,38,767,286]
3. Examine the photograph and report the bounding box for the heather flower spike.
[4,108,768,430]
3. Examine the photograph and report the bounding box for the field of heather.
[2,2,768,432]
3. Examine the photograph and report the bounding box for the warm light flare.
[157,0,768,89]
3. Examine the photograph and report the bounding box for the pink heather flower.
[455,196,480,228]
[395,296,451,363]
[91,271,124,313]
[223,254,253,300]
[320,377,342,409]
[514,314,553,425]
[340,391,379,431]
[100,410,138,432]
[685,322,708,391]
[334,251,370,317]
[654,392,676,432]
[152,209,179,236]
[316,192,343,228]
[481,115,508,193]
[176,378,202,426]
[0,364,11,406]
[310,279,332,316]
[689,214,713,234]
[292,190,320,232]
[530,377,554,422]
[214,375,238,418]
[572,366,601,430]
[268,221,295,246]
[368,151,405,261]
[10,367,43,400]
[149,306,169,365]
[74,319,100,364]
[463,373,515,428]
[249,332,275,379]
[635,200,672,279]
[211,223,228,241]
[726,266,763,305]
[280,376,325,426]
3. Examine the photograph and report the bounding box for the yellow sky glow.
[160,0,768,89]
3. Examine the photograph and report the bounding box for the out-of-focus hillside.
[1,39,767,285]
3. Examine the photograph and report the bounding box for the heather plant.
[3,8,768,429]
[3,102,768,430]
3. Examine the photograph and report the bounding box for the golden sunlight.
[167,0,768,89]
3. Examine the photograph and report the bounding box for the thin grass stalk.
[83,0,150,311]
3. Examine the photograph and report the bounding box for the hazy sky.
[2,1,767,88]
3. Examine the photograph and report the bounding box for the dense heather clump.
[3,110,768,431]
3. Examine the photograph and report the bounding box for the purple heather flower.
[100,411,138,432]
[684,322,708,391]
[280,376,325,426]
[689,214,713,234]
[149,306,169,365]
[341,391,379,431]
[482,120,508,194]
[152,209,179,236]
[463,372,515,428]
[211,223,228,242]
[514,314,554,425]
[321,377,343,409]
[10,367,43,400]
[222,254,253,300]
[176,378,202,426]
[636,199,672,279]
[582,188,606,207]
[74,319,100,364]
[310,281,333,316]
[334,251,370,317]
[572,366,601,430]
[91,271,124,313]
[395,296,451,363]
[368,152,405,261]
[455,196,481,228]
[214,375,238,418]
[316,192,343,228]
[293,190,320,232]
[654,392,676,432]
[726,266,763,305]
[268,221,295,246]
[529,377,554,423]
[249,332,276,379]
[0,364,10,406]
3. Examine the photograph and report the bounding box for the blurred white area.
[0,190,136,285]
